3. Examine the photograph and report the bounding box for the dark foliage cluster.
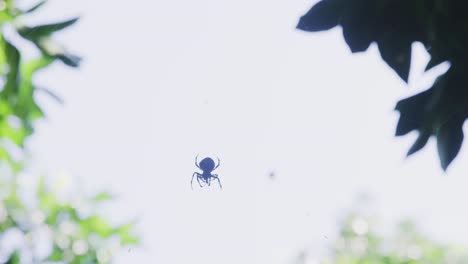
[298,0,468,170]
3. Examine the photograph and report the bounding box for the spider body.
[191,156,222,189]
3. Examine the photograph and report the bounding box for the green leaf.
[0,99,12,116]
[40,192,58,211]
[92,192,113,202]
[16,20,82,68]
[116,222,140,245]
[72,255,95,264]
[81,215,112,237]
[3,39,21,97]
[37,175,46,196]
[46,246,63,261]
[0,116,27,146]
[22,56,54,76]
[18,17,79,40]
[15,56,53,122]
[30,101,45,120]
[6,251,20,264]
[0,38,6,68]
[23,0,48,14]
[0,146,19,172]
[0,12,12,26]
[31,38,81,67]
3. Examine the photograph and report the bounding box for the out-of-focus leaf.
[30,38,81,67]
[73,255,96,264]
[17,17,79,40]
[3,39,20,97]
[40,192,57,211]
[22,56,54,75]
[0,3,140,263]
[56,53,81,67]
[81,215,112,237]
[46,246,62,261]
[0,8,13,25]
[29,101,44,120]
[0,117,27,146]
[36,87,63,104]
[0,99,12,116]
[37,175,45,196]
[15,56,53,121]
[0,146,18,171]
[116,222,140,245]
[0,38,6,68]
[6,251,20,264]
[320,211,468,263]
[38,179,62,221]
[92,192,113,202]
[22,0,47,14]
[297,0,340,32]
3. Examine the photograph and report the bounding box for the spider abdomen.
[199,158,215,172]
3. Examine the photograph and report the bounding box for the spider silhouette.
[191,155,222,189]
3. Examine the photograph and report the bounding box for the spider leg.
[196,175,205,188]
[212,174,222,189]
[214,157,221,170]
[191,172,197,190]
[191,172,202,190]
[195,155,201,169]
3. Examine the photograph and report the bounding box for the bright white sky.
[16,0,468,263]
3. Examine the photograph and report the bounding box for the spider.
[191,155,222,189]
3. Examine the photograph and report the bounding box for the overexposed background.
[15,0,468,263]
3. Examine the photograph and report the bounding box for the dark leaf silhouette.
[407,132,430,157]
[437,117,464,170]
[377,36,412,82]
[297,0,340,32]
[395,88,433,136]
[297,0,468,169]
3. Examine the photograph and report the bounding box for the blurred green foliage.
[0,174,139,263]
[300,212,468,264]
[0,0,81,170]
[0,1,139,263]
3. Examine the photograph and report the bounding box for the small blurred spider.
[191,155,222,189]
